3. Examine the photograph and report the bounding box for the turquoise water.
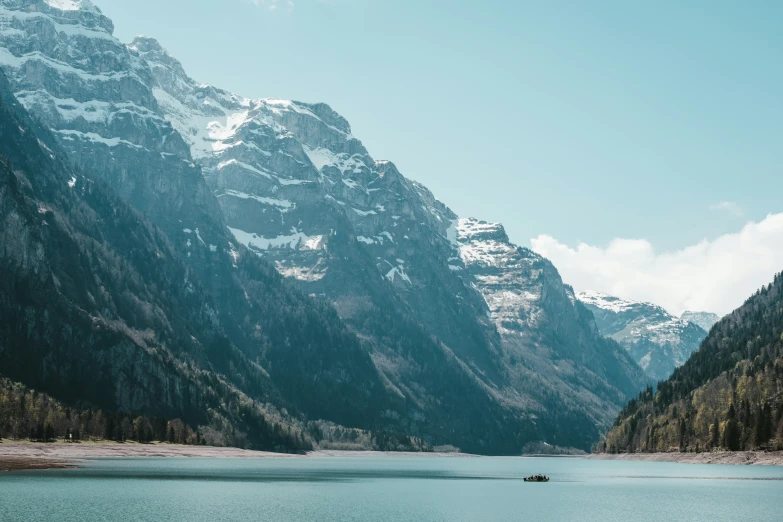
[2,456,783,521]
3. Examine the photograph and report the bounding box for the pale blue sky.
[97,0,783,253]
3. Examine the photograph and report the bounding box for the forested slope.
[0,377,201,444]
[0,68,328,451]
[599,272,783,453]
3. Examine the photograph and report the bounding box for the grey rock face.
[0,66,284,447]
[0,0,647,451]
[0,0,230,283]
[140,33,646,442]
[578,291,708,382]
[681,311,721,332]
[0,0,395,442]
[454,220,646,427]
[137,39,497,369]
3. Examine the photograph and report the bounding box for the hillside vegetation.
[599,273,783,453]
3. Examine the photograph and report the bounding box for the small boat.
[524,475,550,482]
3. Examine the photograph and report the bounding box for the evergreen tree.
[723,405,741,451]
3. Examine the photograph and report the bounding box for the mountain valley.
[0,0,649,452]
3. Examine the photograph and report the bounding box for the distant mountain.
[577,291,707,382]
[599,274,783,453]
[681,311,721,332]
[0,0,647,452]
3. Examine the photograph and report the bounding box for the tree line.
[0,375,439,454]
[0,377,200,444]
[598,272,783,453]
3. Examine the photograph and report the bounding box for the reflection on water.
[36,464,522,483]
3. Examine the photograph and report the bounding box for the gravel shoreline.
[0,442,301,470]
[0,456,78,472]
[587,451,783,466]
[0,442,472,470]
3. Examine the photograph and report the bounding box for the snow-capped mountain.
[132,34,498,372]
[0,0,647,451]
[681,311,721,332]
[0,0,400,443]
[577,291,709,382]
[138,34,645,434]
[454,220,646,422]
[0,66,317,450]
[0,0,234,283]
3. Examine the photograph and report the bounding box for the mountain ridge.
[0,66,315,450]
[139,33,647,442]
[0,0,647,452]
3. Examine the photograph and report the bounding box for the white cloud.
[531,213,783,316]
[709,201,743,217]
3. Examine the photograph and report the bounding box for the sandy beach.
[587,451,783,466]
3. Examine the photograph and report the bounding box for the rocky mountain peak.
[294,101,352,135]
[456,218,510,245]
[578,291,652,315]
[372,159,404,182]
[1,0,112,33]
[128,35,189,81]
[0,0,232,284]
[681,310,721,332]
[128,35,163,52]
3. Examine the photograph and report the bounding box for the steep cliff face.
[0,0,227,268]
[0,0,396,436]
[578,291,708,382]
[138,34,646,448]
[0,0,647,452]
[0,68,311,450]
[135,33,498,375]
[454,220,646,435]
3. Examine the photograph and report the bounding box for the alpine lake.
[2,456,782,521]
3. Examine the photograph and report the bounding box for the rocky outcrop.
[454,220,646,435]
